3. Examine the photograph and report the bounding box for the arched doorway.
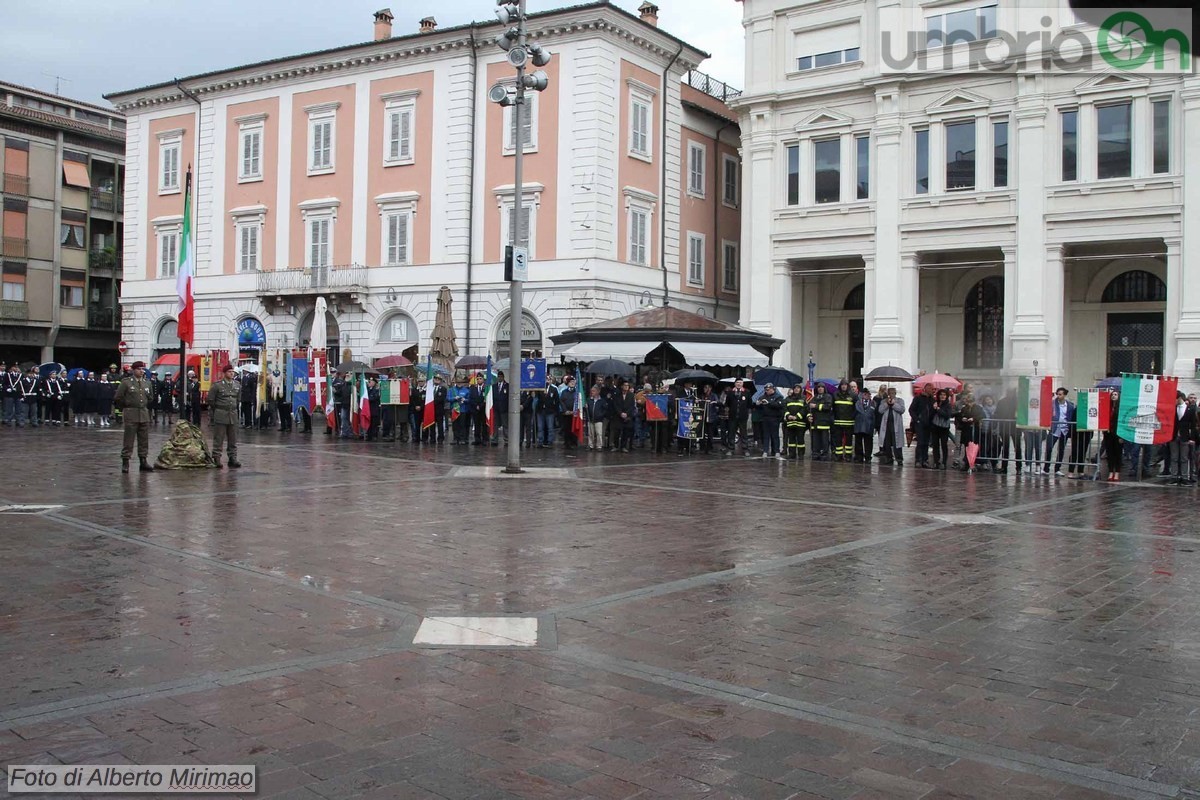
[1103,270,1165,375]
[375,310,419,363]
[843,284,864,381]
[152,319,178,363]
[298,308,341,357]
[963,276,1004,370]
[493,310,542,362]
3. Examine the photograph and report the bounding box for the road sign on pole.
[511,246,528,282]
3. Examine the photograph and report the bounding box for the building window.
[855,134,869,199]
[60,221,85,249]
[687,142,706,197]
[158,229,179,278]
[237,222,260,272]
[3,280,25,301]
[915,128,929,194]
[629,207,649,265]
[379,313,417,344]
[238,124,263,181]
[306,104,338,174]
[993,120,1009,188]
[945,120,976,191]
[796,47,860,71]
[722,155,739,206]
[383,210,412,266]
[686,232,705,287]
[1096,102,1132,180]
[503,93,537,153]
[814,138,841,203]
[926,4,997,48]
[385,100,415,165]
[1061,109,1078,182]
[504,204,534,255]
[630,92,652,159]
[1152,99,1170,174]
[307,216,331,268]
[722,241,738,291]
[1101,270,1166,303]
[159,140,180,192]
[60,284,84,307]
[964,276,1004,370]
[786,143,800,205]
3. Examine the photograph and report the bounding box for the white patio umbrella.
[310,296,328,353]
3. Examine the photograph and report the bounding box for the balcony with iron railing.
[255,264,367,297]
[90,188,123,214]
[1,237,28,258]
[87,304,119,330]
[3,173,30,196]
[682,70,743,104]
[89,247,120,272]
[0,299,29,322]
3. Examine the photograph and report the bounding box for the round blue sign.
[237,317,266,346]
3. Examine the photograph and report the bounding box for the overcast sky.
[0,0,744,107]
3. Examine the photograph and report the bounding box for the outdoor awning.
[62,161,90,189]
[553,340,660,363]
[669,341,769,367]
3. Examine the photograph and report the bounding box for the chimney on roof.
[638,1,659,27]
[373,8,393,41]
[419,16,438,34]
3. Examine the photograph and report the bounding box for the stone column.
[740,135,775,335]
[771,262,793,368]
[1008,76,1051,375]
[1172,78,1200,391]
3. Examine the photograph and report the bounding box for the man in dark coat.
[240,370,258,428]
[909,384,935,467]
[757,383,785,459]
[613,379,637,452]
[724,379,751,450]
[491,371,509,446]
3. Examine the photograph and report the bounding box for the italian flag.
[352,374,371,435]
[1015,376,1054,428]
[422,356,436,429]
[484,356,495,436]
[1076,389,1111,432]
[1117,374,1178,445]
[176,167,195,345]
[571,366,584,442]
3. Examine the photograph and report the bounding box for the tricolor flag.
[353,373,371,435]
[484,356,495,436]
[1117,374,1178,445]
[571,366,584,442]
[1076,389,1111,433]
[176,167,195,345]
[1015,376,1054,429]
[422,356,436,429]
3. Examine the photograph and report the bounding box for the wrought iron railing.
[88,305,118,329]
[1,237,28,258]
[90,188,116,212]
[3,173,30,196]
[683,70,743,103]
[0,299,29,321]
[256,264,367,295]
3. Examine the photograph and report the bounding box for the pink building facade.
[108,3,741,365]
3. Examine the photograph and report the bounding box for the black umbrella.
[333,360,372,373]
[671,368,718,384]
[585,358,636,377]
[863,365,915,382]
[455,355,489,369]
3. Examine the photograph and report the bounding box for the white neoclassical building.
[734,0,1199,392]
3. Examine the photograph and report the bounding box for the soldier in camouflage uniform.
[114,361,156,473]
[209,363,242,468]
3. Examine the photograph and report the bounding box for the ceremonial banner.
[291,354,310,416]
[520,358,547,391]
[379,379,410,405]
[485,356,496,435]
[309,349,327,414]
[645,393,669,422]
[1016,376,1054,428]
[199,355,213,392]
[1076,389,1111,433]
[676,398,703,440]
[1117,374,1177,445]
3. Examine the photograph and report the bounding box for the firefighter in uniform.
[209,364,242,468]
[808,383,834,461]
[831,381,857,461]
[113,361,155,473]
[784,384,809,460]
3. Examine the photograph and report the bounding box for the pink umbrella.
[965,441,980,469]
[913,373,963,392]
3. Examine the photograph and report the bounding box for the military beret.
[131,361,146,369]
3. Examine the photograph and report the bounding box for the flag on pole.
[1117,374,1178,445]
[176,167,195,345]
[309,348,325,413]
[1076,389,1111,433]
[484,356,495,436]
[571,366,584,442]
[352,373,371,435]
[422,356,437,429]
[256,347,267,419]
[1015,376,1054,428]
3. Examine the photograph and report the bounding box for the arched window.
[964,276,1004,370]
[377,312,417,345]
[843,283,865,311]
[1101,270,1166,303]
[155,319,178,347]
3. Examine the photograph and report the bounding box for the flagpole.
[178,167,194,423]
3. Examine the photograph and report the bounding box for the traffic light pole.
[505,0,528,474]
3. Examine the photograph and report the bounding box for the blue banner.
[292,357,310,416]
[676,398,702,440]
[520,358,547,391]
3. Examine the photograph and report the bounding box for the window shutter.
[388,112,400,160]
[397,213,408,264]
[522,100,533,147]
[309,220,320,267]
[399,110,412,160]
[250,132,260,176]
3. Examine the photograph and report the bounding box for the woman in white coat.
[877,387,907,465]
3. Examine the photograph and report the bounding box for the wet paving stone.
[1,425,1198,797]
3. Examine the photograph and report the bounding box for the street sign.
[117,340,128,354]
[512,246,528,282]
[520,357,546,391]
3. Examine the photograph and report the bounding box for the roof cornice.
[106,4,708,113]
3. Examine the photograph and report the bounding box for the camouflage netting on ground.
[155,421,215,469]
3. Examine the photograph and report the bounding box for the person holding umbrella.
[613,378,637,452]
[930,388,954,469]
[877,387,907,465]
[757,382,785,459]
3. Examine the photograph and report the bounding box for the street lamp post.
[491,0,551,473]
